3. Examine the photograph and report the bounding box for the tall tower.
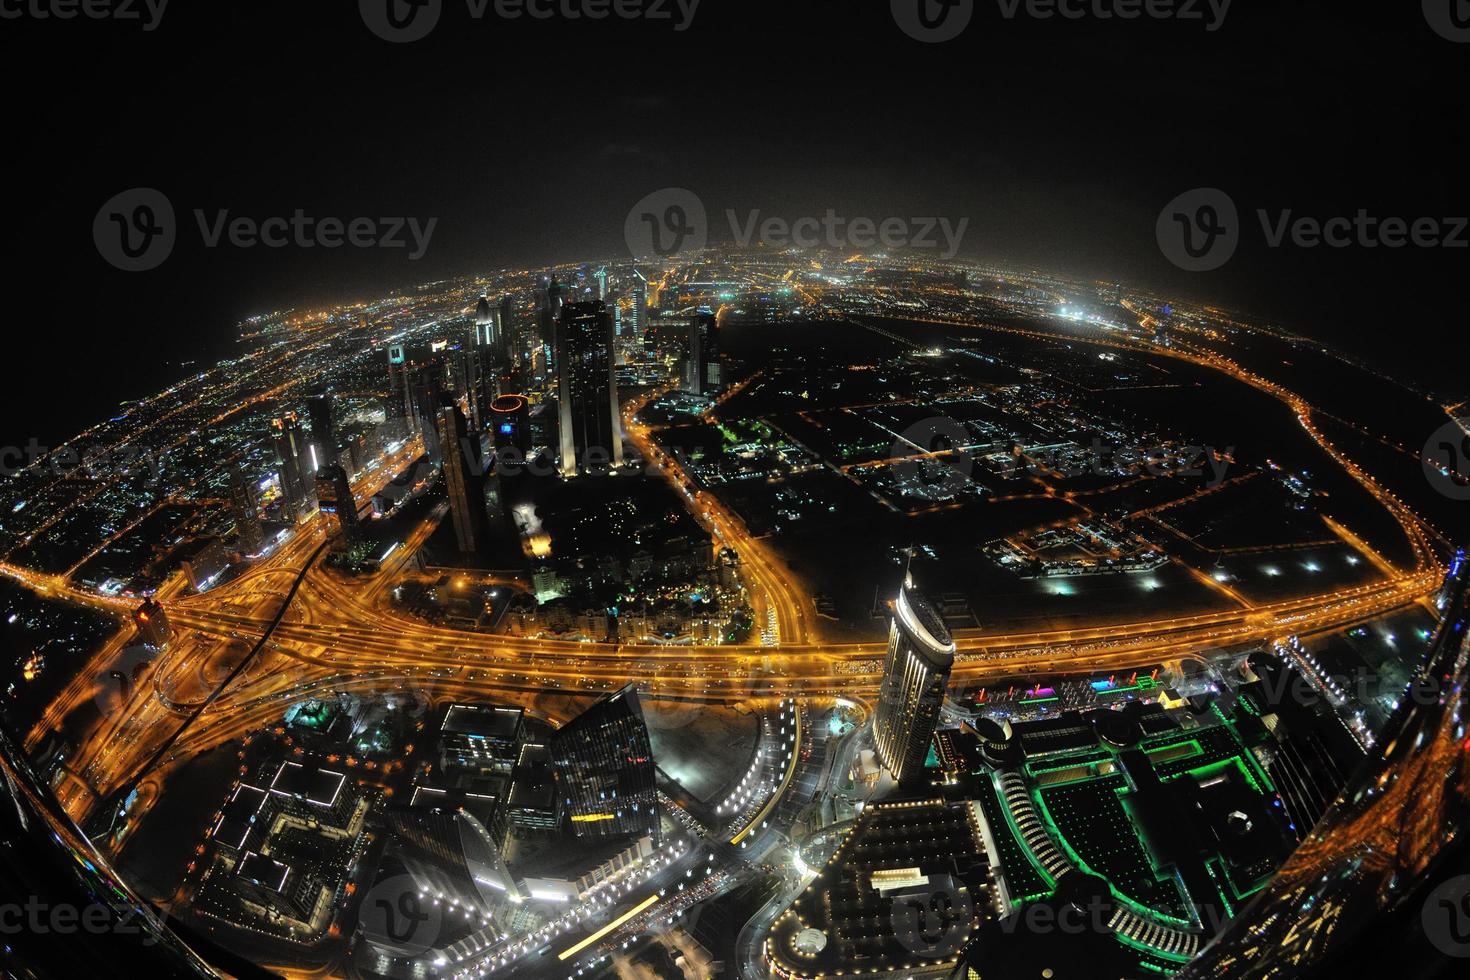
[272,414,310,521]
[132,599,172,648]
[873,575,955,785]
[437,402,491,553]
[629,270,648,338]
[555,300,624,476]
[305,392,336,467]
[468,294,505,429]
[551,686,658,841]
[385,806,522,909]
[315,463,359,549]
[386,345,414,437]
[228,465,264,555]
[683,307,721,396]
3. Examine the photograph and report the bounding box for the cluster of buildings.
[354,687,663,978]
[193,759,372,943]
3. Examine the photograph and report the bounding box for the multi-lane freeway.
[0,298,1449,833]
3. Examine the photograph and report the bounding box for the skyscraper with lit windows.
[873,575,955,785]
[550,686,657,841]
[437,402,490,554]
[554,300,623,476]
[272,414,310,521]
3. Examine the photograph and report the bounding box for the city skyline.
[3,4,1470,979]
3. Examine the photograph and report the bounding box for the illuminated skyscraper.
[132,599,171,648]
[385,806,521,909]
[537,276,567,376]
[551,685,657,841]
[272,414,310,521]
[467,294,506,429]
[437,402,491,553]
[409,365,445,461]
[305,392,336,465]
[554,300,623,476]
[228,464,264,555]
[489,394,532,461]
[873,576,955,785]
[629,270,648,337]
[683,307,721,396]
[315,463,358,548]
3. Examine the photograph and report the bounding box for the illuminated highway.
[0,280,1448,838]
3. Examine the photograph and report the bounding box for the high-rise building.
[228,465,264,555]
[385,806,521,909]
[555,300,624,477]
[593,266,608,301]
[438,402,491,553]
[132,599,171,648]
[474,294,499,347]
[315,463,358,548]
[872,576,955,785]
[387,344,413,427]
[467,294,507,429]
[409,366,446,460]
[550,685,657,840]
[488,394,531,461]
[683,307,721,396]
[272,414,310,521]
[536,276,567,377]
[629,270,648,337]
[305,392,337,464]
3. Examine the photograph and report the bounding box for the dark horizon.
[4,0,1466,450]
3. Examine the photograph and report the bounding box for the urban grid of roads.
[0,251,1460,979]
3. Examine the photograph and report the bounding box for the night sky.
[3,0,1465,451]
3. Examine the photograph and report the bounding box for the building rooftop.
[269,761,346,808]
